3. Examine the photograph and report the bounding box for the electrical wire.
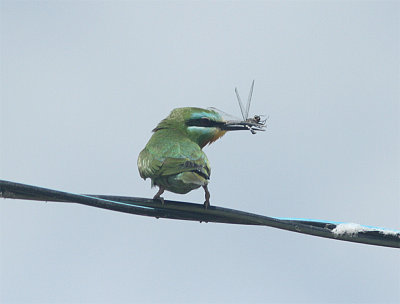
[1,179,399,249]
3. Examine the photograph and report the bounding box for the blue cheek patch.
[190,112,221,121]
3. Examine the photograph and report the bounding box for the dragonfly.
[209,80,266,134]
[234,80,267,134]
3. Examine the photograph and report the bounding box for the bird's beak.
[208,107,267,134]
[219,119,266,133]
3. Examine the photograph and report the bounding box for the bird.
[137,106,265,208]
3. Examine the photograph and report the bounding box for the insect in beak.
[234,80,267,134]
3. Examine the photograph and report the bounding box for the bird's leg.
[153,186,165,205]
[203,185,210,209]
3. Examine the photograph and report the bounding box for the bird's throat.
[202,130,227,148]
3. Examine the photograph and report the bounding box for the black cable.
[1,180,399,249]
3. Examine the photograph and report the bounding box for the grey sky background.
[1,1,399,303]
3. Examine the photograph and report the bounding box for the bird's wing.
[160,157,210,179]
[137,148,163,179]
[137,134,210,180]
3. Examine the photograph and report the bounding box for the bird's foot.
[153,187,165,205]
[203,185,210,209]
[155,196,165,205]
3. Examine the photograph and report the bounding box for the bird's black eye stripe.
[186,118,218,127]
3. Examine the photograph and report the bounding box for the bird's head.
[153,107,265,148]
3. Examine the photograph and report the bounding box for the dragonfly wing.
[245,80,255,120]
[208,107,241,121]
[235,87,246,120]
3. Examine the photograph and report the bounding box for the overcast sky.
[1,1,399,303]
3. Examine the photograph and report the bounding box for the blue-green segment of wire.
[1,180,399,249]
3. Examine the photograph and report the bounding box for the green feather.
[137,128,211,194]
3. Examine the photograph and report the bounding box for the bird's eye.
[187,117,214,127]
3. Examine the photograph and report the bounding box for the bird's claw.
[202,185,210,209]
[153,187,165,206]
[157,197,165,205]
[153,194,165,205]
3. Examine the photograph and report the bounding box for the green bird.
[137,107,265,208]
[137,82,265,208]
